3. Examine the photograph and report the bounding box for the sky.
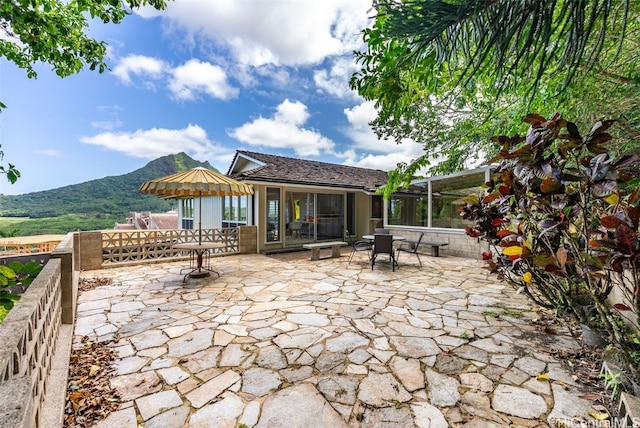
[0,0,427,196]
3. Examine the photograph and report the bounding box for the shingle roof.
[228,150,389,192]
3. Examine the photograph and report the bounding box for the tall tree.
[0,0,170,183]
[1,0,168,79]
[350,0,640,192]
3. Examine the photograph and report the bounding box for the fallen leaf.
[578,394,603,401]
[89,365,101,376]
[587,410,610,420]
[536,373,550,381]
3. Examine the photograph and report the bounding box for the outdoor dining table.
[172,241,225,282]
[362,234,407,242]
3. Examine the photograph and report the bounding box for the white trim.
[240,180,377,194]
[410,165,492,184]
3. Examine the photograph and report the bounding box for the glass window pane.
[181,198,194,229]
[387,169,487,229]
[266,188,281,242]
[387,195,428,226]
[431,171,486,229]
[222,196,249,227]
[346,193,355,236]
[285,192,316,241]
[317,193,344,240]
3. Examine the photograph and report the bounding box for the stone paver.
[73,252,604,427]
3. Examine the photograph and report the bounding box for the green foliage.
[0,153,214,235]
[0,227,19,238]
[0,0,169,80]
[0,260,43,323]
[0,214,120,235]
[459,113,640,377]
[0,145,20,185]
[351,0,640,187]
[371,0,630,100]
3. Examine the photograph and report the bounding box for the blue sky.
[0,1,425,196]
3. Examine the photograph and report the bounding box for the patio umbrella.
[139,167,254,243]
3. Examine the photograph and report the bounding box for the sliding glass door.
[283,191,345,242]
[316,193,344,240]
[285,192,315,242]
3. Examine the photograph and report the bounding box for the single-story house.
[176,150,491,257]
[226,150,389,253]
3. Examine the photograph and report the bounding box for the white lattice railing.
[101,228,239,264]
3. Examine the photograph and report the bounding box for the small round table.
[362,235,406,242]
[173,242,225,281]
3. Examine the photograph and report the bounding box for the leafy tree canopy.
[350,0,640,193]
[0,0,170,184]
[1,0,168,80]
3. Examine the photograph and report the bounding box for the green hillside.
[0,153,216,236]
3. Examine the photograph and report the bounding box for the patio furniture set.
[346,229,449,271]
[172,229,449,282]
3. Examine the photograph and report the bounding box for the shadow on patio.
[73,252,601,427]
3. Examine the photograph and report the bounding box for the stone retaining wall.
[0,259,62,428]
[0,234,75,428]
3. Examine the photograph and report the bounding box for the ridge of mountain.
[0,153,216,218]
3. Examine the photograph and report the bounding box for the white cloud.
[137,0,372,67]
[339,101,427,172]
[91,119,124,131]
[111,56,238,101]
[346,152,409,171]
[33,149,63,158]
[314,57,360,99]
[111,55,166,87]
[228,99,335,157]
[168,59,239,101]
[80,125,236,171]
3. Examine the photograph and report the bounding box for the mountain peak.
[0,153,220,224]
[139,153,217,177]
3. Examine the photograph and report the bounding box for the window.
[371,195,382,218]
[387,168,488,229]
[181,198,194,230]
[266,188,281,242]
[285,192,315,240]
[430,171,486,229]
[223,195,249,227]
[387,190,428,227]
[346,193,355,236]
[316,193,344,239]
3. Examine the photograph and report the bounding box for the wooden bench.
[404,240,449,257]
[302,241,347,261]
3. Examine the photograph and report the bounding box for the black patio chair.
[345,229,372,264]
[396,231,424,267]
[371,233,397,271]
[374,228,390,234]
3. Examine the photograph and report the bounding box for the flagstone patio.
[73,251,603,427]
